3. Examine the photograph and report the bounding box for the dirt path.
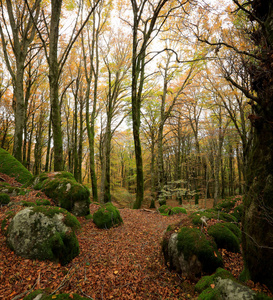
[0,198,196,300]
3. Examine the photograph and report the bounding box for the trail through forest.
[0,173,271,300]
[0,178,195,300]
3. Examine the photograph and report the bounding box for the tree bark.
[238,0,273,291]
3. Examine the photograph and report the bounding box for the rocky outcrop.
[7,206,81,265]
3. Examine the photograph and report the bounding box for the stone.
[214,277,255,300]
[7,206,80,265]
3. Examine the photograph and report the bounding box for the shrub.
[0,148,32,184]
[208,223,240,253]
[93,202,123,229]
[0,193,10,205]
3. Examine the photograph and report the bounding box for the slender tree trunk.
[49,0,63,171]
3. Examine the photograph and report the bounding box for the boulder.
[93,202,123,229]
[214,277,255,300]
[7,206,81,265]
[162,227,223,278]
[27,172,90,216]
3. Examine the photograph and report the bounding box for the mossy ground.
[93,202,123,229]
[0,148,32,184]
[177,227,223,274]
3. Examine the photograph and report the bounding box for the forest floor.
[0,174,272,300]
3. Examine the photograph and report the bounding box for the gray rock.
[7,207,80,265]
[214,277,255,300]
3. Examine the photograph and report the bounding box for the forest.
[0,0,273,299]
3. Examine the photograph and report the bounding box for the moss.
[222,222,242,242]
[231,204,244,222]
[42,177,90,212]
[85,214,93,220]
[239,267,251,282]
[36,199,51,206]
[0,193,10,205]
[254,293,273,299]
[214,198,237,212]
[93,202,123,229]
[158,205,171,215]
[30,206,81,230]
[0,148,33,184]
[50,231,80,266]
[207,223,240,253]
[170,207,187,215]
[195,268,234,293]
[177,227,223,274]
[198,287,222,300]
[190,210,237,226]
[23,290,43,300]
[21,201,36,207]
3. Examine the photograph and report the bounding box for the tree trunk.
[49,0,63,171]
[240,0,273,291]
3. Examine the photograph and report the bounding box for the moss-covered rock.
[222,222,242,242]
[93,202,123,229]
[177,227,223,274]
[0,148,32,184]
[0,193,10,205]
[207,223,240,253]
[7,206,80,265]
[195,268,235,293]
[26,172,90,216]
[190,209,237,226]
[158,204,171,215]
[23,290,90,300]
[163,227,223,277]
[196,268,256,300]
[0,182,30,196]
[170,207,187,215]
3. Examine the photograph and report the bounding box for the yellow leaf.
[113,270,118,275]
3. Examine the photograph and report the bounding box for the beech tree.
[0,0,42,162]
